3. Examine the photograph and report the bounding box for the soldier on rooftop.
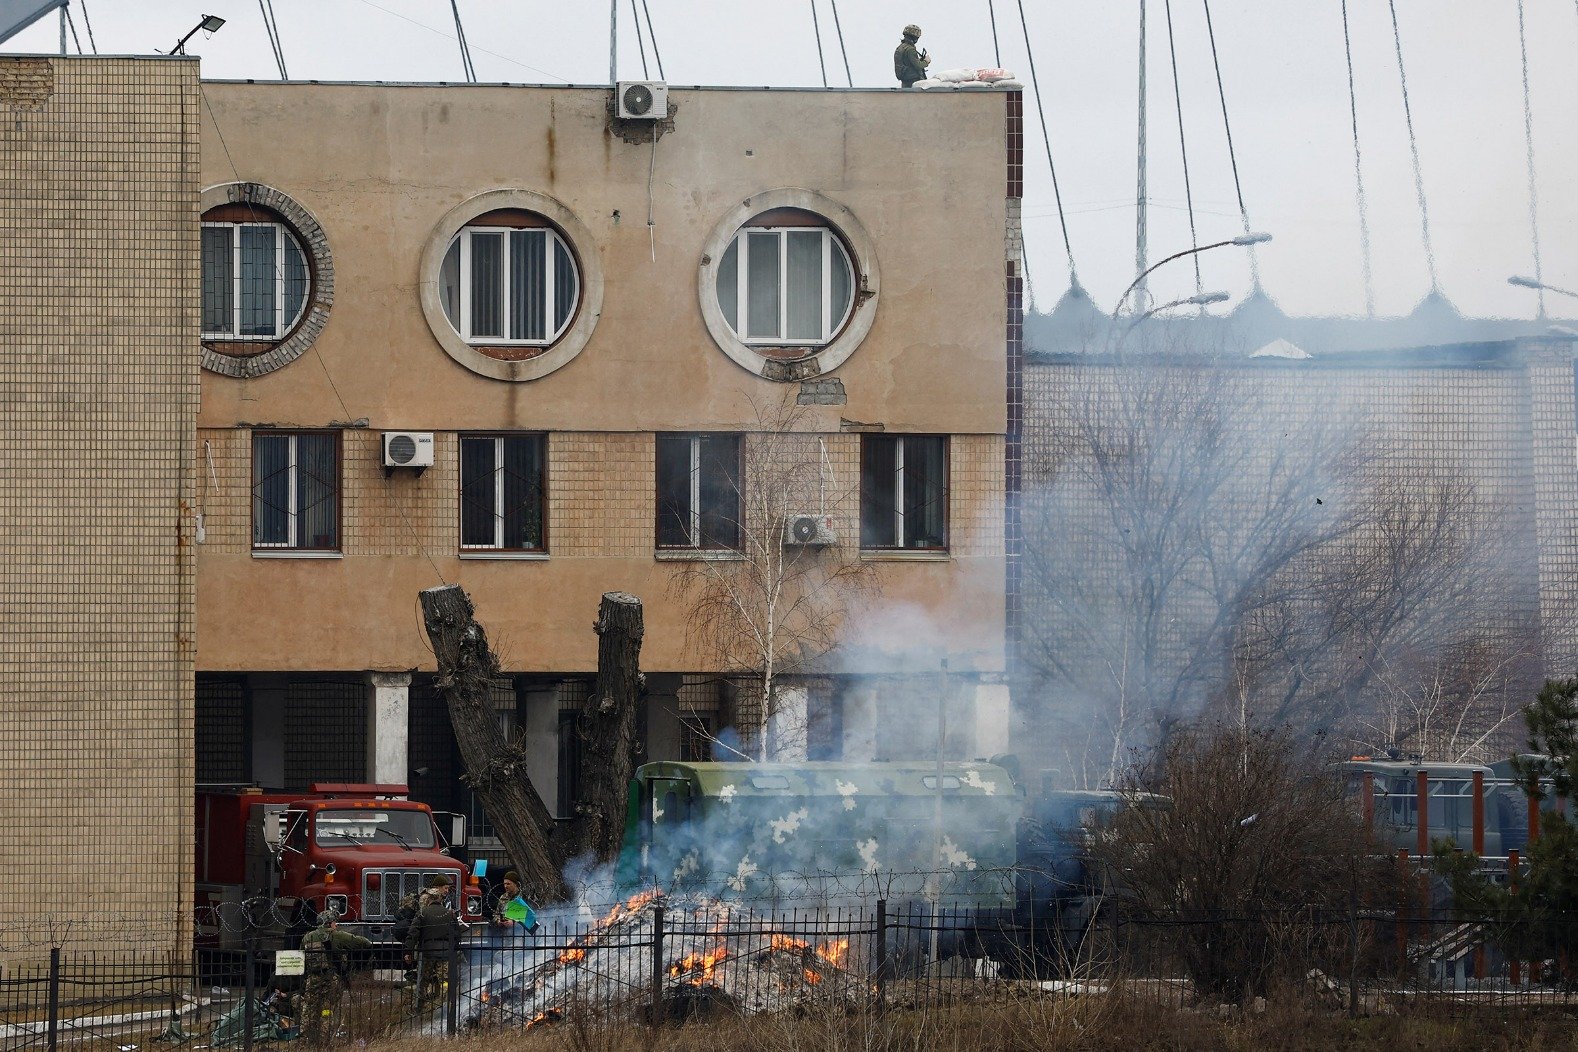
[894,24,930,88]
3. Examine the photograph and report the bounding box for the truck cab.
[196,783,483,947]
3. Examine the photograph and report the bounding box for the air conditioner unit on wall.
[617,80,668,120]
[382,431,434,477]
[784,513,837,547]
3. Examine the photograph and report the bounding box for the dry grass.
[361,994,1578,1052]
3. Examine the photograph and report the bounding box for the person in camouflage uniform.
[894,24,930,87]
[299,911,371,1046]
[403,877,465,1015]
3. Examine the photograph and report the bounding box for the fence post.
[1509,849,1522,986]
[46,946,60,1052]
[242,935,257,1052]
[873,899,887,1013]
[446,938,460,1036]
[649,905,666,1028]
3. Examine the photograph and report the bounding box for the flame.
[595,888,660,928]
[770,934,810,954]
[816,938,849,968]
[668,945,728,985]
[803,968,823,985]
[558,947,587,965]
[525,1008,562,1030]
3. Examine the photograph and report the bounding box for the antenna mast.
[1133,0,1149,311]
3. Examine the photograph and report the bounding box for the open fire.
[465,893,869,1031]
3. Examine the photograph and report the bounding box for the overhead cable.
[631,0,650,79]
[449,0,477,83]
[347,0,570,82]
[1162,0,1202,297]
[809,0,828,88]
[1517,0,1545,318]
[1014,0,1077,279]
[1339,0,1375,317]
[639,0,665,80]
[828,0,853,87]
[1200,0,1257,288]
[1386,0,1439,293]
[1135,0,1149,300]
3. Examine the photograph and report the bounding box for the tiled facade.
[1022,340,1578,777]
[0,57,200,949]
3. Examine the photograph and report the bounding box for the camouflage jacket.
[301,926,371,976]
[894,41,928,86]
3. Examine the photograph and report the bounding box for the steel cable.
[828,0,853,87]
[631,0,649,79]
[809,0,828,88]
[640,0,665,80]
[988,0,1002,67]
[1386,0,1439,293]
[1517,0,1545,318]
[1163,0,1202,298]
[1014,0,1077,279]
[1200,0,1257,288]
[1341,0,1376,317]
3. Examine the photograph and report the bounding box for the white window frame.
[727,226,854,346]
[252,432,338,551]
[451,226,579,346]
[458,434,546,552]
[201,221,308,341]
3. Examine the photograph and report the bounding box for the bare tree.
[419,585,646,902]
[670,395,878,760]
[1023,354,1527,784]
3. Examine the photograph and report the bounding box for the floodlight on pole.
[1509,275,1578,300]
[1113,233,1273,319]
[172,13,224,54]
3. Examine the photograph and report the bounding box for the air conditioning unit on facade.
[382,431,434,477]
[784,513,837,547]
[617,80,668,120]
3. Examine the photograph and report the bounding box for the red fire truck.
[195,783,485,947]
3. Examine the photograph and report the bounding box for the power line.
[809,0,828,88]
[1340,0,1376,317]
[1014,0,1076,279]
[639,0,665,80]
[1517,0,1545,319]
[1386,0,1439,294]
[449,0,477,82]
[1135,0,1149,301]
[1162,0,1202,298]
[828,0,852,87]
[63,5,81,53]
[1200,0,1257,288]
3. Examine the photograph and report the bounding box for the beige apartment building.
[191,81,1022,855]
[0,56,200,942]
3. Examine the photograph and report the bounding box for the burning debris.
[466,891,870,1031]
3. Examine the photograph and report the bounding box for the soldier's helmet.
[425,874,453,890]
[903,24,922,40]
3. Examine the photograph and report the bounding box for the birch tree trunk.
[418,584,568,904]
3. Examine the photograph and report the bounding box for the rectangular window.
[460,434,547,551]
[252,431,340,551]
[201,223,308,341]
[656,434,742,550]
[860,435,948,550]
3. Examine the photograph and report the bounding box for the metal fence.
[5,901,1576,1049]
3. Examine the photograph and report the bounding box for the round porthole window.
[199,182,333,378]
[698,188,878,382]
[419,190,603,382]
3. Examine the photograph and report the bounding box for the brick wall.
[0,57,199,954]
